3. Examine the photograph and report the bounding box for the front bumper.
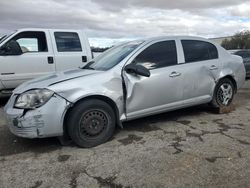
[4,94,71,138]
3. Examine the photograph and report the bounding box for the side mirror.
[0,40,22,56]
[125,64,150,77]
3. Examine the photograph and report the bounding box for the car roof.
[143,36,209,42]
[17,28,83,32]
[116,36,218,48]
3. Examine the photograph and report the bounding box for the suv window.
[54,32,82,52]
[133,40,177,70]
[181,40,218,63]
[17,38,38,52]
[12,31,47,53]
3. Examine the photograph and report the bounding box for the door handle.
[209,65,218,70]
[1,73,15,75]
[82,56,87,62]
[169,71,181,78]
[48,56,54,64]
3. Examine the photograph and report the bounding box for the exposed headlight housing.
[14,89,54,109]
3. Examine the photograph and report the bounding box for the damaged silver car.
[4,36,246,147]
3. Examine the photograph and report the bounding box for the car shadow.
[121,104,210,132]
[0,104,211,157]
[0,134,61,157]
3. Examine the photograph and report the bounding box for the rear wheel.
[67,99,116,148]
[211,78,235,108]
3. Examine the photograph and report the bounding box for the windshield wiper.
[82,67,95,70]
[80,61,95,70]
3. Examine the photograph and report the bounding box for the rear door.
[180,39,221,101]
[0,30,55,89]
[50,30,90,71]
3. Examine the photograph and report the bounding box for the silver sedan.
[4,36,246,147]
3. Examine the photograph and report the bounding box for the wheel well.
[221,75,237,93]
[63,95,121,137]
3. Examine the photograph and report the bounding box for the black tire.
[211,78,235,108]
[67,99,116,148]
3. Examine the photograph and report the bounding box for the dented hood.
[13,69,102,94]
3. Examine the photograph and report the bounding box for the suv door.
[51,31,89,71]
[0,31,55,89]
[180,39,221,101]
[123,40,185,120]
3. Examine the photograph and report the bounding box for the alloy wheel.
[217,83,233,106]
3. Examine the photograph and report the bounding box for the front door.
[0,31,55,89]
[123,40,184,120]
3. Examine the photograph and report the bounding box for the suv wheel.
[67,99,116,148]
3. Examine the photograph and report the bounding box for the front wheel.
[211,78,235,108]
[67,99,116,148]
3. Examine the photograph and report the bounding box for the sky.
[1,0,250,47]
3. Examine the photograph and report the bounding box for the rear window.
[182,40,218,63]
[54,32,82,52]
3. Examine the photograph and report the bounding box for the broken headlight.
[14,89,54,109]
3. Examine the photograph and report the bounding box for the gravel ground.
[0,80,250,188]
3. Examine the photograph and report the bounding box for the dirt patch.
[200,121,208,124]
[123,123,161,133]
[118,134,143,146]
[70,171,80,188]
[169,136,186,154]
[177,120,191,125]
[186,130,204,142]
[58,155,71,162]
[29,180,43,188]
[205,156,228,163]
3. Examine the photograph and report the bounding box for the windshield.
[83,41,144,71]
[0,35,7,44]
[0,31,16,45]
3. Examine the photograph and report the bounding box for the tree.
[221,30,250,50]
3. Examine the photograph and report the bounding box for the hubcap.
[217,83,233,106]
[79,110,108,138]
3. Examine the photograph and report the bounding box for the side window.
[181,40,218,63]
[133,40,177,70]
[13,31,47,53]
[17,38,38,52]
[54,32,82,52]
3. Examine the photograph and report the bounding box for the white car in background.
[0,28,92,96]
